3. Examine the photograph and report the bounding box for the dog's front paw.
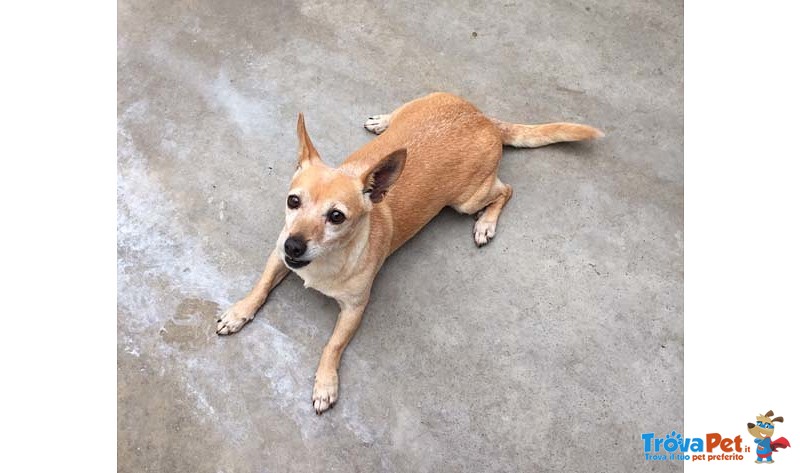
[215,303,255,335]
[312,370,339,414]
[363,114,389,134]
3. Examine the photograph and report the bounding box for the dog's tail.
[489,118,604,148]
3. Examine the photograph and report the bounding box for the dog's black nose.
[284,236,307,258]
[747,423,755,429]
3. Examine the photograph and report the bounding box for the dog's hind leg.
[364,99,414,134]
[473,179,513,246]
[454,176,513,247]
[363,113,391,134]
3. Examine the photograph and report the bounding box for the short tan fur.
[216,92,603,414]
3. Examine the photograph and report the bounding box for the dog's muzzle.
[284,235,311,268]
[284,256,310,269]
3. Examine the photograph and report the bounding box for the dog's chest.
[293,264,370,303]
[298,271,337,295]
[293,267,346,300]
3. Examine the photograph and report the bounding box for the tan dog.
[216,92,603,414]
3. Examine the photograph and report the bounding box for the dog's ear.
[296,113,321,168]
[361,149,407,204]
[765,410,774,418]
[772,416,784,423]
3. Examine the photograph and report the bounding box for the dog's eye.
[328,209,346,224]
[287,195,301,209]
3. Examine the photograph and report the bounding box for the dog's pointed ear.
[296,113,321,168]
[772,416,784,423]
[765,410,774,417]
[361,149,407,204]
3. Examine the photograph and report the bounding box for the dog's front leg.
[216,248,289,335]
[312,299,367,414]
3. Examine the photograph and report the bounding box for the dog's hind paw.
[312,370,339,414]
[473,219,497,247]
[215,303,254,335]
[363,114,390,134]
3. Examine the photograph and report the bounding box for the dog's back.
[348,92,602,251]
[343,93,502,250]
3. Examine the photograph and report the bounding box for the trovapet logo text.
[641,431,746,462]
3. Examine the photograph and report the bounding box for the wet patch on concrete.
[160,298,220,350]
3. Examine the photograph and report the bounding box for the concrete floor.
[118,1,682,471]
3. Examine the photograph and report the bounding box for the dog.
[216,92,603,414]
[747,410,791,463]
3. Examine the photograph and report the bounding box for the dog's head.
[747,410,783,439]
[278,113,406,270]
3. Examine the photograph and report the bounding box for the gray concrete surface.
[118,1,682,471]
